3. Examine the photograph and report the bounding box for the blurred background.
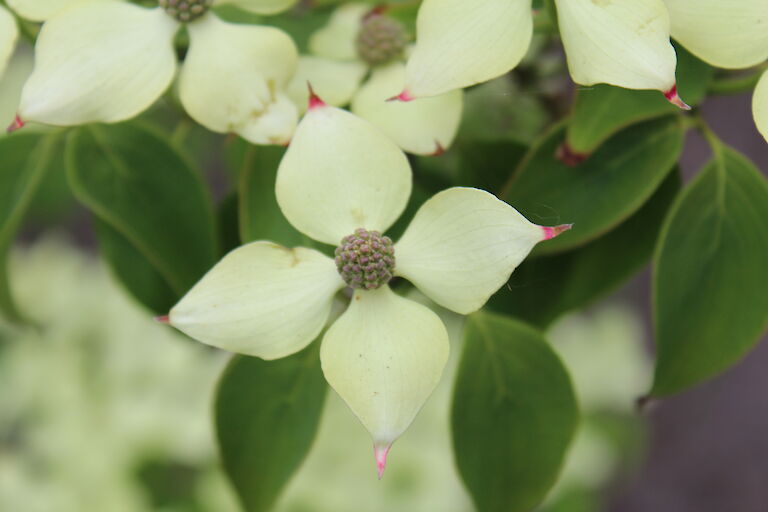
[1,21,767,512]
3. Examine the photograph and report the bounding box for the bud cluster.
[356,15,407,67]
[159,0,211,23]
[335,229,396,290]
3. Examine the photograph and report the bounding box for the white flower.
[396,0,688,108]
[662,0,768,142]
[10,0,300,144]
[285,3,464,156]
[0,5,18,81]
[165,94,571,476]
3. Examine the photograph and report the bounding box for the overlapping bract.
[11,0,299,144]
[169,99,561,469]
[402,0,682,104]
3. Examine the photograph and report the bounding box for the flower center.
[335,229,396,290]
[159,0,211,22]
[356,14,407,67]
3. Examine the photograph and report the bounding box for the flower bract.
[166,94,570,474]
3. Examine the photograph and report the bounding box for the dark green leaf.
[453,312,578,512]
[215,343,327,512]
[490,170,681,327]
[457,139,528,193]
[95,220,178,314]
[503,116,683,255]
[651,148,768,396]
[66,123,218,299]
[218,192,241,255]
[0,133,62,323]
[238,145,311,247]
[565,45,712,155]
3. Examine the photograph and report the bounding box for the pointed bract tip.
[373,443,391,480]
[541,224,573,241]
[555,141,588,167]
[636,394,657,413]
[664,85,691,111]
[307,82,326,111]
[386,89,414,103]
[364,4,388,20]
[154,315,170,325]
[430,141,446,157]
[7,114,25,133]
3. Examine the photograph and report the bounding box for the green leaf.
[490,170,681,328]
[238,145,310,247]
[215,343,327,512]
[565,45,712,155]
[503,116,684,255]
[0,133,62,323]
[95,220,178,315]
[651,148,768,396]
[453,312,578,512]
[66,123,218,300]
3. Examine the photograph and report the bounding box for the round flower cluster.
[335,228,396,290]
[356,14,407,67]
[159,0,211,22]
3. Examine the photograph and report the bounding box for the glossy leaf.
[0,133,61,323]
[651,148,768,396]
[453,312,578,512]
[503,116,683,255]
[215,343,327,512]
[566,45,712,155]
[490,170,681,328]
[237,144,309,247]
[66,123,218,300]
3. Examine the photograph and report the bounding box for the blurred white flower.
[286,3,463,156]
[9,0,300,144]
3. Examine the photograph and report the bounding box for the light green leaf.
[490,170,681,328]
[566,45,712,155]
[453,312,578,512]
[66,122,218,301]
[215,343,327,512]
[503,116,683,255]
[0,132,61,323]
[651,148,768,396]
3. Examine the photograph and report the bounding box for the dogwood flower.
[285,3,463,155]
[663,0,768,142]
[164,92,571,476]
[396,0,689,109]
[9,0,300,144]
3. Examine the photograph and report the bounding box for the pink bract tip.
[387,90,415,103]
[374,443,391,480]
[154,315,170,324]
[307,82,326,111]
[431,141,446,157]
[664,85,691,111]
[7,114,24,133]
[542,224,574,241]
[364,4,388,20]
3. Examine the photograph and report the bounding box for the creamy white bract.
[11,0,299,144]
[285,3,464,156]
[167,99,566,475]
[400,0,682,104]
